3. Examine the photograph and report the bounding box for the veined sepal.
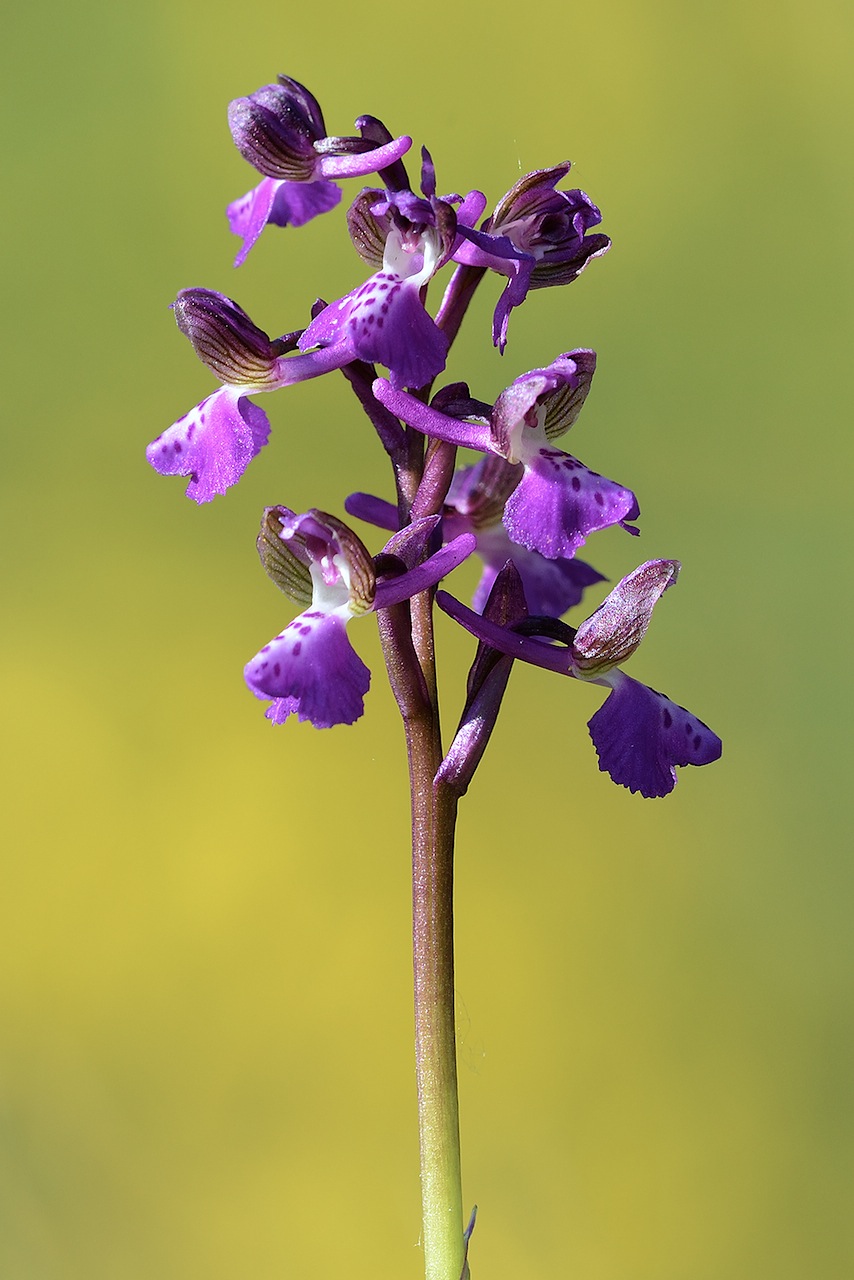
[228,77,325,182]
[173,289,287,388]
[571,559,680,678]
[259,508,376,616]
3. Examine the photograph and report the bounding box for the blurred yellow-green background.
[2,0,852,1276]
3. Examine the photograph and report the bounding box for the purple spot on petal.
[293,642,302,656]
[693,734,702,750]
[593,491,604,506]
[662,709,672,728]
[273,663,281,677]
[571,476,581,491]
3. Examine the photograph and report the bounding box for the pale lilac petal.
[245,611,370,728]
[146,387,270,503]
[573,559,679,675]
[317,134,412,179]
[502,449,640,559]
[588,672,722,798]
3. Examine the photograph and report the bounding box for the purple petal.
[317,134,412,179]
[302,273,449,389]
[228,178,341,266]
[245,611,370,728]
[298,291,353,349]
[146,387,270,503]
[471,526,605,615]
[265,697,301,724]
[588,672,722,798]
[491,258,535,351]
[346,274,448,390]
[269,178,341,227]
[372,380,492,451]
[452,225,535,351]
[502,449,640,559]
[227,179,280,267]
[344,492,399,532]
[374,534,476,608]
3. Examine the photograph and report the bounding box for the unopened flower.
[449,164,609,350]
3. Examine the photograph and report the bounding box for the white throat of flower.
[382,225,442,288]
[506,401,548,466]
[309,552,356,618]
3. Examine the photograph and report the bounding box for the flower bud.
[486,165,610,288]
[172,289,283,388]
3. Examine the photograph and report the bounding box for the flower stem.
[407,706,465,1280]
[376,591,465,1280]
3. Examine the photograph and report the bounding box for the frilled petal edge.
[146,386,270,503]
[588,671,722,798]
[502,449,639,559]
[245,610,370,728]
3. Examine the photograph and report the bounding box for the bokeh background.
[2,0,852,1276]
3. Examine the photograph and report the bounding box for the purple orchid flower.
[437,559,721,797]
[245,507,475,728]
[299,155,481,391]
[226,75,412,266]
[373,351,640,560]
[447,164,610,351]
[346,449,605,617]
[146,289,375,502]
